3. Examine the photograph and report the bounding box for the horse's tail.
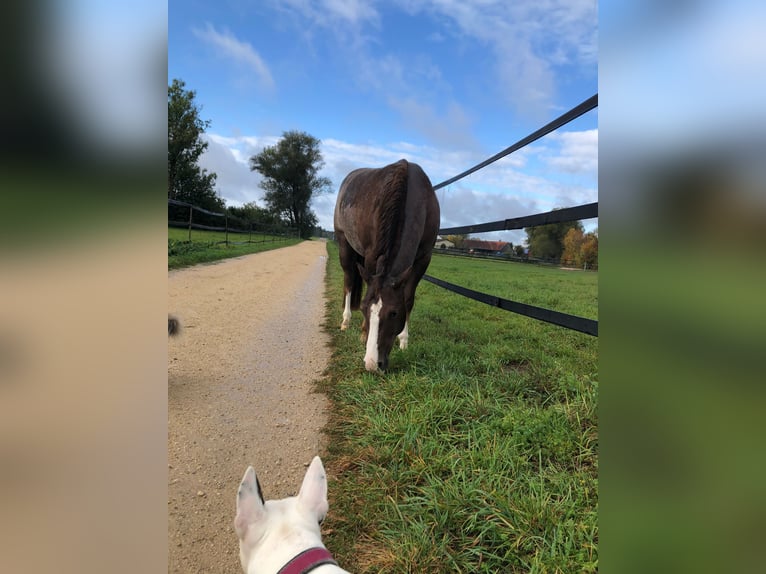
[168,315,180,336]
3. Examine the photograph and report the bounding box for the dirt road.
[168,240,333,573]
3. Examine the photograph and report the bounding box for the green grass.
[319,242,598,573]
[168,227,302,269]
[429,252,598,320]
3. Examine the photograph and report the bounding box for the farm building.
[434,236,455,249]
[463,239,512,255]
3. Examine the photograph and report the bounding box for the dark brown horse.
[334,159,440,372]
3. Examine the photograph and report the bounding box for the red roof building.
[462,239,511,253]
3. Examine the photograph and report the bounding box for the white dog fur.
[235,456,350,574]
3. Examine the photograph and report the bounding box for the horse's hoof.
[340,324,348,331]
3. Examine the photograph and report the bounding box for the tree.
[249,130,332,239]
[561,227,599,268]
[513,244,525,257]
[227,202,278,226]
[561,227,585,266]
[168,79,223,211]
[525,215,584,260]
[445,234,469,249]
[580,232,599,269]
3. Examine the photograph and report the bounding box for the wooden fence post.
[188,205,193,242]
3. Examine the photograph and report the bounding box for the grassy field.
[168,227,301,269]
[320,243,598,573]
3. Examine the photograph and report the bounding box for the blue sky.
[169,0,598,244]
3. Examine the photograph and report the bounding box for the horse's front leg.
[337,231,358,331]
[397,271,420,350]
[341,290,352,330]
[397,319,409,350]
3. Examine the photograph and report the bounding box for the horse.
[333,159,440,372]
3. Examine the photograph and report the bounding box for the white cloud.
[436,185,532,244]
[198,133,281,206]
[260,0,595,147]
[545,129,598,175]
[202,131,596,237]
[387,97,478,150]
[192,23,275,91]
[276,0,379,27]
[436,176,597,244]
[395,0,598,117]
[347,51,481,148]
[322,0,379,23]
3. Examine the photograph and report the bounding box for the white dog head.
[234,457,332,574]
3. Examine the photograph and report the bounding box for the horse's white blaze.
[397,320,409,350]
[341,292,352,330]
[364,298,382,371]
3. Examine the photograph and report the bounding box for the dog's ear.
[297,456,329,522]
[235,466,266,540]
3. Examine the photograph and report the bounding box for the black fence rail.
[437,202,598,236]
[168,198,296,245]
[423,275,598,336]
[433,95,597,191]
[424,94,598,336]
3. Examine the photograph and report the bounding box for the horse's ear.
[357,262,371,282]
[390,265,413,289]
[375,255,386,277]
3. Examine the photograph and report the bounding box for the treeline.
[526,219,598,268]
[167,200,292,236]
[168,79,330,239]
[443,216,598,268]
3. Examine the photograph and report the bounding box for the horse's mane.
[373,159,408,275]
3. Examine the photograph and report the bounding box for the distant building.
[434,236,454,249]
[462,239,512,254]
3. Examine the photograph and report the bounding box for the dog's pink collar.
[276,547,338,574]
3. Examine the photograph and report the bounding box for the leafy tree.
[561,227,584,265]
[561,227,599,268]
[445,234,469,249]
[525,215,583,260]
[168,79,223,211]
[227,201,278,226]
[249,130,331,239]
[513,244,525,257]
[580,232,599,268]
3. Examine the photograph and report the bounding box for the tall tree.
[579,231,599,269]
[561,227,585,265]
[525,215,584,260]
[168,79,223,211]
[249,130,332,239]
[561,227,599,268]
[445,234,469,249]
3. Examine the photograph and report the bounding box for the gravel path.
[168,240,333,573]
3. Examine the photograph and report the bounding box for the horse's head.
[359,263,412,372]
